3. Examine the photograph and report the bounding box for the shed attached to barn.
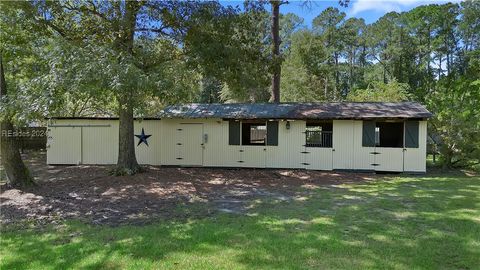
[47,102,432,172]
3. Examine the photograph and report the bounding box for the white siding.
[266,120,304,169]
[47,118,428,172]
[160,119,232,167]
[352,120,412,172]
[202,121,226,167]
[225,145,243,167]
[160,119,180,165]
[374,148,404,172]
[403,120,427,172]
[352,120,375,170]
[306,148,333,170]
[177,123,204,166]
[333,120,355,170]
[134,120,162,165]
[241,146,266,168]
[47,119,160,165]
[82,122,118,164]
[47,125,82,164]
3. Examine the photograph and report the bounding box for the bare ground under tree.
[1,151,380,226]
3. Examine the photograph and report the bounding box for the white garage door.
[47,126,81,164]
[82,127,117,164]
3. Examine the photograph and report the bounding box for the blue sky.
[221,0,462,26]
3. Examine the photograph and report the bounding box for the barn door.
[332,120,354,170]
[373,147,404,172]
[175,123,204,166]
[82,126,116,164]
[241,146,266,168]
[303,146,333,170]
[47,126,81,164]
[302,122,333,170]
[369,122,404,172]
[403,121,425,172]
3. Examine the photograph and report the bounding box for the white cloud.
[349,0,462,16]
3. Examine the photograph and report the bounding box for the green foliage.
[42,39,202,117]
[281,30,330,102]
[279,13,304,52]
[427,76,480,168]
[346,80,411,102]
[0,3,50,125]
[199,77,223,103]
[184,2,271,102]
[184,4,304,103]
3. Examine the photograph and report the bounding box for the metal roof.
[159,102,432,120]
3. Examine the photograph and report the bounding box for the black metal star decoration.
[135,128,152,146]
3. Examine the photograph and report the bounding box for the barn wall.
[332,120,355,170]
[203,120,232,167]
[159,118,236,166]
[47,124,82,164]
[351,120,428,172]
[403,120,427,172]
[161,119,307,169]
[81,120,118,164]
[267,120,304,169]
[47,119,162,165]
[352,120,406,172]
[353,120,375,170]
[159,119,179,165]
[133,120,162,165]
[47,118,428,172]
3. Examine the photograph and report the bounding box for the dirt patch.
[1,151,376,226]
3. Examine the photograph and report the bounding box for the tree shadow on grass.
[2,173,479,269]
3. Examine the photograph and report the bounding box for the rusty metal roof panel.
[158,102,432,119]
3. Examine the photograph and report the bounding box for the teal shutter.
[267,121,279,146]
[362,121,376,147]
[229,120,240,145]
[405,121,419,148]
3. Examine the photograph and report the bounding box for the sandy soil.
[1,151,377,226]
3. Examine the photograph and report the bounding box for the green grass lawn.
[1,174,479,270]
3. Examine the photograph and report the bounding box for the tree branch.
[62,1,109,22]
[35,16,69,39]
[135,27,168,34]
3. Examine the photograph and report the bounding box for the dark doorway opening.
[376,122,404,148]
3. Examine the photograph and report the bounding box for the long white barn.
[47,102,432,173]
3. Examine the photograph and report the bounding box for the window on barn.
[228,120,241,145]
[242,122,267,145]
[305,121,333,148]
[375,122,404,148]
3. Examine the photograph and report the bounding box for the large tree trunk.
[439,55,443,78]
[115,95,140,174]
[324,76,328,99]
[334,52,339,98]
[1,123,34,188]
[0,56,34,188]
[427,25,431,76]
[269,0,281,103]
[349,46,354,92]
[113,1,141,175]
